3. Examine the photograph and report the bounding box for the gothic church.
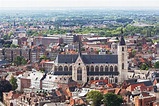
[52,36,128,83]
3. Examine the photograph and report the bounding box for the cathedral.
[52,36,128,83]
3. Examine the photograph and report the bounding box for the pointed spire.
[119,36,126,45]
[78,35,81,55]
[119,27,126,45]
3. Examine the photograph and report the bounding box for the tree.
[10,44,19,48]
[39,55,49,62]
[140,63,149,70]
[9,76,18,91]
[86,90,103,106]
[154,61,159,69]
[14,56,27,66]
[103,93,123,106]
[21,58,27,65]
[0,80,12,101]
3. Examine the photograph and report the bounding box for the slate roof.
[55,54,118,64]
[119,36,126,45]
[142,81,153,86]
[124,79,137,84]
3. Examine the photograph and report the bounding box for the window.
[95,66,99,72]
[95,77,99,80]
[122,47,124,51]
[115,77,118,83]
[90,77,94,81]
[115,66,118,72]
[91,66,94,72]
[100,77,104,80]
[58,66,63,71]
[86,66,89,72]
[100,66,103,72]
[105,66,108,71]
[122,63,124,69]
[69,66,72,71]
[77,67,82,81]
[64,66,68,71]
[110,66,113,72]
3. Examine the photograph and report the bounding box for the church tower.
[118,36,128,82]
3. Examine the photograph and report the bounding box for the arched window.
[77,67,82,81]
[86,66,89,72]
[100,66,103,72]
[95,77,99,80]
[90,77,94,81]
[58,66,63,71]
[115,77,118,83]
[105,77,108,83]
[110,66,113,72]
[91,66,94,72]
[95,66,99,72]
[54,66,57,71]
[10,103,13,106]
[122,63,124,69]
[122,47,124,51]
[105,66,108,71]
[69,66,72,71]
[64,66,68,71]
[100,77,104,80]
[115,66,118,72]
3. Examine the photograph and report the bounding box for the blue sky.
[0,0,159,8]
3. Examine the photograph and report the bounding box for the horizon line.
[0,6,159,10]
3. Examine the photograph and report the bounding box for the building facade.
[51,36,128,83]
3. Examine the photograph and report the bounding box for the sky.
[0,0,159,9]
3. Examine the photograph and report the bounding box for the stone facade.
[51,36,128,83]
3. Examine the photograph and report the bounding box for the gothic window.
[86,66,89,72]
[122,63,124,69]
[58,66,63,71]
[90,77,94,81]
[95,66,99,72]
[64,66,68,71]
[122,47,124,51]
[69,66,72,71]
[100,77,104,80]
[105,77,108,83]
[54,66,57,71]
[100,66,103,72]
[95,77,99,80]
[115,66,118,72]
[105,66,108,71]
[115,77,118,83]
[110,66,113,72]
[77,67,82,81]
[91,66,94,72]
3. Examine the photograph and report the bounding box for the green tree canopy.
[103,93,123,106]
[10,44,19,48]
[140,63,149,70]
[86,90,103,106]
[154,61,159,69]
[14,56,27,66]
[9,76,18,91]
